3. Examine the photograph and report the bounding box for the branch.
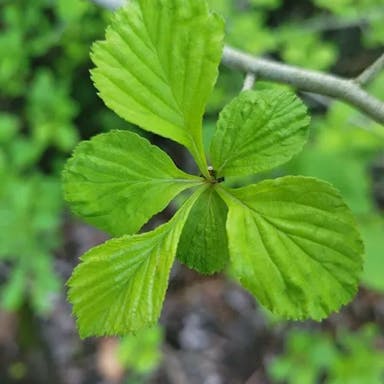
[242,73,257,91]
[90,0,123,9]
[355,53,384,86]
[90,0,384,125]
[223,46,384,125]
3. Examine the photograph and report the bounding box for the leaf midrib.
[136,1,206,168]
[137,2,188,131]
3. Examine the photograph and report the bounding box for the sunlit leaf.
[91,0,224,172]
[218,176,363,320]
[63,130,202,236]
[177,186,229,274]
[210,90,310,177]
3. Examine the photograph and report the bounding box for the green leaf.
[91,0,224,174]
[217,176,363,320]
[68,187,206,337]
[177,186,229,274]
[210,90,310,177]
[63,130,202,236]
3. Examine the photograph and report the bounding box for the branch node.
[242,73,257,91]
[355,53,384,87]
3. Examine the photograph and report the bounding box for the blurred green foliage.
[207,0,384,113]
[268,324,384,384]
[0,107,63,312]
[118,325,163,381]
[0,173,61,312]
[0,0,111,313]
[27,69,79,152]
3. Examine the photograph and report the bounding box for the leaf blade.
[91,0,224,173]
[210,90,310,177]
[218,176,363,320]
[177,186,229,274]
[63,130,202,236]
[68,187,206,337]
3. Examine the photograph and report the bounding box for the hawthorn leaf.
[210,90,310,177]
[91,0,224,174]
[217,176,363,320]
[177,186,229,274]
[68,187,206,337]
[63,130,202,236]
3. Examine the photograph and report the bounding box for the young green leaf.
[177,186,229,274]
[68,187,206,337]
[63,130,202,236]
[217,176,363,320]
[210,90,310,177]
[91,0,224,174]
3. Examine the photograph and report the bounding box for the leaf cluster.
[63,0,364,337]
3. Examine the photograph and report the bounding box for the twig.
[223,46,384,125]
[89,0,384,125]
[301,92,331,107]
[90,0,124,9]
[355,53,384,87]
[242,73,257,91]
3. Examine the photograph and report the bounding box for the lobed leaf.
[91,0,224,173]
[63,130,202,236]
[177,186,229,274]
[217,176,363,320]
[68,187,206,337]
[210,90,310,177]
